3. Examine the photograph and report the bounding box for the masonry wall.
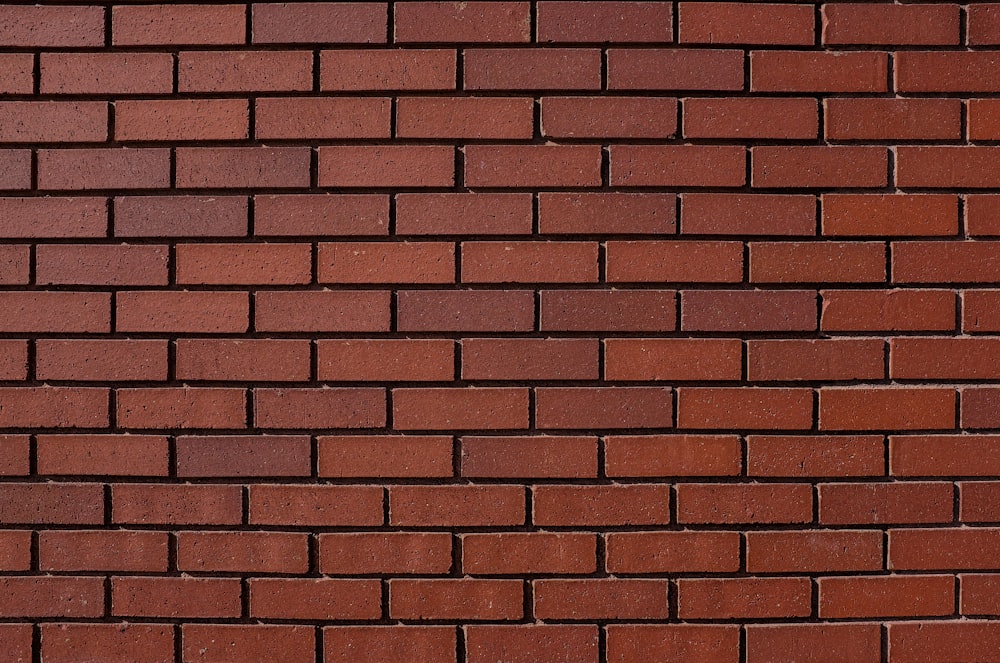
[0,1,997,661]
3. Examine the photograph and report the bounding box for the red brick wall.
[0,1,995,661]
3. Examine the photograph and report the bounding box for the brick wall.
[0,1,996,661]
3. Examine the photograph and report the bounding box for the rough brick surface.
[0,1,990,660]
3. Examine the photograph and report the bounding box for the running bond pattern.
[0,1,997,662]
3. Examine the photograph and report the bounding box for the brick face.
[0,2,991,661]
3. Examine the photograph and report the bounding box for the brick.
[255,291,390,332]
[0,197,106,238]
[684,97,817,140]
[825,98,961,141]
[176,147,310,189]
[605,339,741,381]
[253,2,385,43]
[820,387,956,431]
[681,193,816,236]
[397,97,532,139]
[462,339,598,381]
[535,387,673,429]
[39,530,167,572]
[541,290,676,332]
[607,241,742,283]
[176,242,311,285]
[0,150,32,190]
[682,290,818,332]
[324,627,457,663]
[606,625,739,663]
[176,339,311,381]
[962,387,1000,429]
[389,485,525,526]
[463,241,597,283]
[890,622,1000,663]
[533,484,671,526]
[318,242,453,284]
[0,624,31,662]
[611,145,745,186]
[748,435,885,478]
[465,145,602,187]
[604,434,742,477]
[678,577,811,619]
[822,289,956,332]
[0,577,104,618]
[752,146,888,188]
[466,626,597,663]
[0,436,29,476]
[41,53,173,94]
[965,290,1000,332]
[0,388,108,428]
[179,51,312,92]
[182,625,314,663]
[892,338,1000,380]
[748,339,885,382]
[961,481,1000,521]
[539,193,676,234]
[747,530,883,574]
[254,388,386,429]
[676,483,813,524]
[318,435,454,478]
[319,145,454,187]
[606,531,741,574]
[898,147,1000,188]
[319,532,453,575]
[396,193,531,235]
[113,4,245,45]
[113,484,242,526]
[822,194,958,237]
[0,102,107,142]
[116,99,249,141]
[894,240,1000,283]
[0,292,110,333]
[538,1,672,42]
[0,54,32,94]
[321,49,456,90]
[115,196,248,237]
[250,578,380,620]
[0,245,27,284]
[317,340,454,382]
[823,4,959,45]
[117,388,246,429]
[256,97,389,140]
[0,342,26,380]
[542,97,677,139]
[970,100,1000,141]
[890,528,1000,570]
[891,435,1000,477]
[465,48,601,90]
[820,482,953,525]
[897,52,1000,93]
[608,49,744,90]
[962,574,1000,615]
[970,5,1000,45]
[534,580,668,620]
[43,624,174,663]
[255,194,388,236]
[0,530,30,571]
[678,387,813,430]
[390,579,522,620]
[751,51,888,93]
[117,291,249,333]
[249,484,383,526]
[680,2,812,45]
[177,531,309,573]
[113,577,241,618]
[38,148,170,190]
[397,290,534,332]
[37,434,168,476]
[746,625,881,663]
[0,5,103,46]
[393,387,528,430]
[176,435,311,477]
[820,575,954,618]
[395,2,529,43]
[462,532,597,575]
[36,244,168,286]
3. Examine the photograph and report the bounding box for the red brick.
[324,627,457,663]
[820,482,953,525]
[0,245,27,284]
[467,626,597,663]
[176,435,311,478]
[605,339,741,381]
[249,484,383,526]
[462,532,596,575]
[607,241,742,283]
[897,52,1000,93]
[822,288,956,332]
[113,577,241,618]
[0,435,29,476]
[0,530,32,571]
[253,2,385,43]
[535,387,673,429]
[606,625,739,663]
[254,387,385,429]
[0,388,109,428]
[680,2,813,45]
[318,241,453,284]
[465,145,601,187]
[676,483,813,524]
[389,485,525,526]
[177,242,311,285]
[319,145,454,187]
[678,387,813,430]
[250,578,380,620]
[396,2,529,43]
[179,51,312,92]
[747,530,883,574]
[541,290,676,332]
[113,4,245,45]
[751,51,888,93]
[533,484,671,526]
[255,291,390,332]
[390,579,522,620]
[183,625,314,663]
[894,240,1000,283]
[0,54,32,94]
[38,148,170,190]
[539,193,676,235]
[542,97,677,139]
[36,244,168,286]
[961,481,1000,521]
[0,5,103,46]
[820,575,954,618]
[177,531,308,573]
[822,194,958,237]
[0,102,106,142]
[462,339,598,381]
[892,338,1000,379]
[969,5,1000,45]
[898,147,1000,188]
[962,387,1000,429]
[465,48,601,90]
[684,97,817,140]
[608,48,744,90]
[823,3,959,45]
[117,291,248,333]
[0,577,103,618]
[537,1,671,42]
[965,290,1000,332]
[962,574,1000,614]
[681,193,816,236]
[889,622,1000,663]
[606,531,740,574]
[41,53,173,94]
[318,435,454,478]
[611,145,745,186]
[748,339,884,382]
[890,528,1000,571]
[397,97,531,139]
[535,579,667,620]
[0,293,109,332]
[256,97,389,140]
[393,387,528,430]
[0,197,106,238]
[0,150,30,190]
[891,435,1000,477]
[39,530,167,572]
[970,100,1000,141]
[116,99,249,141]
[746,625,881,663]
[397,290,534,332]
[176,339,310,381]
[748,435,885,478]
[319,532,453,575]
[321,49,456,91]
[820,387,956,431]
[605,434,742,477]
[752,146,888,188]
[680,577,812,620]
[825,98,961,141]
[463,241,597,283]
[117,388,246,429]
[0,342,26,380]
[115,196,248,237]
[176,147,310,188]
[317,339,454,382]
[113,484,242,526]
[43,624,174,663]
[37,434,168,476]
[255,194,388,236]
[396,193,531,235]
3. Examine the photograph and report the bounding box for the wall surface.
[0,1,996,661]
